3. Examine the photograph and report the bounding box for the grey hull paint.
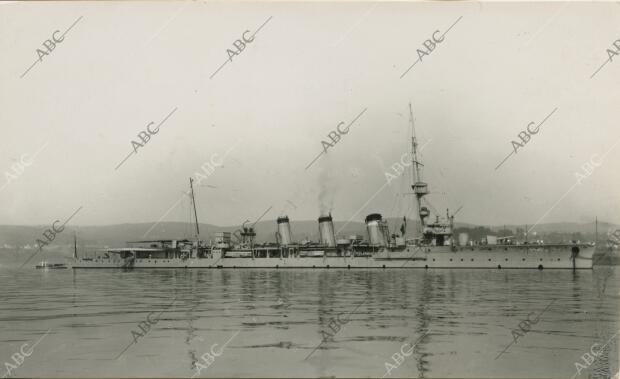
[73,245,594,269]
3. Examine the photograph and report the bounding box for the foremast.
[409,103,430,228]
[408,103,453,246]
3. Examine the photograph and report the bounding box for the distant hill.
[0,218,617,249]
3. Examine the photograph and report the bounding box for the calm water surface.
[0,264,618,378]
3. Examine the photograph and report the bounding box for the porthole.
[432,258,436,261]
[450,259,453,262]
[488,258,491,262]
[460,258,464,262]
[540,258,543,261]
[557,258,560,261]
[471,258,474,262]
[522,258,525,261]
[505,258,508,261]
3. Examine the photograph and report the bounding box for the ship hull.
[73,244,594,269]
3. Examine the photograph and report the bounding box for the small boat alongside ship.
[73,104,595,270]
[35,261,68,269]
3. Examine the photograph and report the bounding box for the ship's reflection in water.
[0,267,618,378]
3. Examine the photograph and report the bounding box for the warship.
[73,105,595,270]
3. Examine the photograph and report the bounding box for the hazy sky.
[1,1,619,230]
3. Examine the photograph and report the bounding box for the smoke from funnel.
[318,161,338,215]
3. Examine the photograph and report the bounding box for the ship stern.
[575,244,595,269]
